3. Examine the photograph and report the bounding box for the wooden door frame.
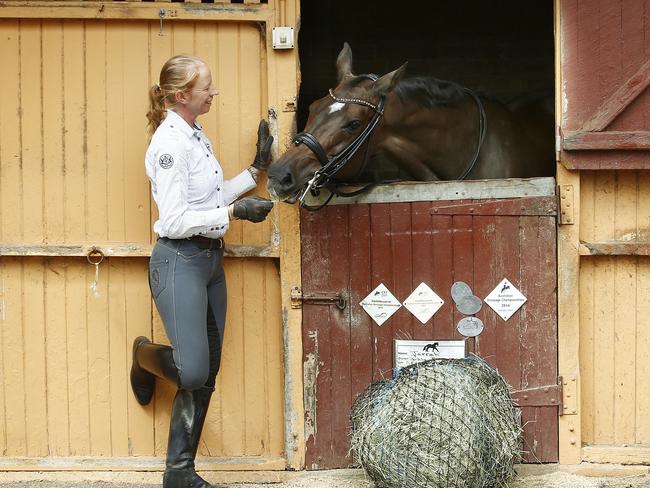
[556,0,582,464]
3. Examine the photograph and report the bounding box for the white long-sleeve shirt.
[145,110,256,239]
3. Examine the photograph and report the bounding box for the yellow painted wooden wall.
[0,17,285,460]
[579,171,650,446]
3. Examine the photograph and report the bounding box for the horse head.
[267,42,407,203]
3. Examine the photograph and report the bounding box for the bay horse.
[266,43,554,206]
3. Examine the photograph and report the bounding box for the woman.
[130,54,274,488]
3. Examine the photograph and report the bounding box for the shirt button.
[215,170,218,174]
[217,187,221,191]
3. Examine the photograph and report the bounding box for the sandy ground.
[2,468,650,488]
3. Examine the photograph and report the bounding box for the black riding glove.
[251,119,273,170]
[233,196,274,223]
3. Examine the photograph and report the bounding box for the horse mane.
[393,77,467,107]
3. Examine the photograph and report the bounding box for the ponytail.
[146,84,166,134]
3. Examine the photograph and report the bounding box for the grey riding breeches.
[148,237,226,391]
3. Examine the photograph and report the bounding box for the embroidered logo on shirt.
[159,154,174,169]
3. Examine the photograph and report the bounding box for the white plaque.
[394,339,465,370]
[484,278,527,321]
[457,316,484,337]
[360,283,402,326]
[403,282,444,324]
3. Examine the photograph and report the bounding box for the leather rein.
[293,79,487,211]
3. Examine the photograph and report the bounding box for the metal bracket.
[511,377,564,415]
[561,376,578,415]
[290,286,347,310]
[559,185,575,225]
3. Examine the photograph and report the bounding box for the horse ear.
[336,42,354,83]
[370,62,408,97]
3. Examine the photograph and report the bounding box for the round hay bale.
[350,358,521,488]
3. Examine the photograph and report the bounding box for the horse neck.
[375,94,480,179]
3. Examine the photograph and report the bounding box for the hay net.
[350,357,522,488]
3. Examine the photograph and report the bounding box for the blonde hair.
[146,54,205,134]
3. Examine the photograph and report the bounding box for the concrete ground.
[2,466,650,488]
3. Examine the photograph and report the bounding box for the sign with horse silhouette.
[268,45,559,469]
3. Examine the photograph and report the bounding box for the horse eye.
[344,120,362,131]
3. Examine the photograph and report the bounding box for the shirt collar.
[165,109,203,140]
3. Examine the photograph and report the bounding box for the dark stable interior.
[296,0,554,142]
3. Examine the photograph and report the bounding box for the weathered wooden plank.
[85,260,112,455]
[122,24,150,243]
[263,259,285,457]
[348,204,373,421]
[411,202,435,335]
[579,241,650,256]
[125,259,155,456]
[20,20,44,243]
[369,203,394,382]
[0,2,272,22]
[299,212,319,467]
[22,259,48,456]
[613,172,638,444]
[431,213,454,342]
[221,258,246,456]
[636,258,650,443]
[579,256,596,444]
[473,215,497,361]
[62,19,85,243]
[44,258,71,455]
[242,259,267,455]
[300,207,334,468]
[327,205,353,468]
[429,196,557,216]
[42,20,65,243]
[579,59,650,132]
[0,243,280,258]
[390,202,415,344]
[0,20,21,243]
[107,259,130,456]
[86,21,109,246]
[105,21,126,243]
[583,445,650,465]
[66,261,91,455]
[2,259,27,455]
[0,455,287,472]
[561,153,650,171]
[314,177,556,206]
[451,214,473,351]
[563,131,650,150]
[519,215,559,462]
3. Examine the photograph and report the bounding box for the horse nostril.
[281,171,293,188]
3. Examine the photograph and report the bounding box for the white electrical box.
[272,27,294,49]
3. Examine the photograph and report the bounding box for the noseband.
[293,75,385,210]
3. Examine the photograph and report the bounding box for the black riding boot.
[163,388,215,488]
[130,336,180,406]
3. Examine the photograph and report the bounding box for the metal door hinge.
[290,286,347,310]
[559,185,575,225]
[561,376,578,415]
[512,377,564,415]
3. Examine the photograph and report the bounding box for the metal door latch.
[511,376,564,415]
[291,286,347,310]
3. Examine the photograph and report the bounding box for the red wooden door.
[300,193,558,469]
